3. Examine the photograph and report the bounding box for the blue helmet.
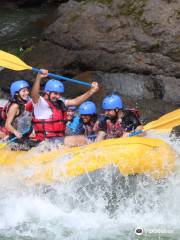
[79,101,96,115]
[44,79,64,93]
[10,80,30,97]
[102,94,123,110]
[68,106,77,111]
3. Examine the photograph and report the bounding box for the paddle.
[129,108,180,136]
[0,50,91,87]
[0,128,31,149]
[144,109,180,132]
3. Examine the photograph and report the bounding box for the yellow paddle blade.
[0,50,32,71]
[144,109,180,132]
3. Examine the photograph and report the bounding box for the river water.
[0,130,179,240]
[0,5,56,53]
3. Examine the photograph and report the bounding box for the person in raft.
[0,104,9,139]
[31,69,99,146]
[95,94,143,141]
[78,101,98,141]
[65,106,83,136]
[4,80,38,150]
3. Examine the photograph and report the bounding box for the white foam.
[0,104,179,239]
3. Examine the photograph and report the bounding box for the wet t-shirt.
[121,110,141,131]
[98,110,141,133]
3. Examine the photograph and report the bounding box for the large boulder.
[1,0,179,120]
[25,0,180,104]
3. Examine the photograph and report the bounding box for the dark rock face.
[1,0,179,119]
[91,72,180,102]
[17,0,47,7]
[26,0,179,104]
[0,0,65,8]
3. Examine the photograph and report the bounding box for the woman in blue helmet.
[96,94,142,141]
[31,70,99,146]
[5,80,37,150]
[78,101,98,141]
[65,106,83,136]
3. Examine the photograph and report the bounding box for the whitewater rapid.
[0,132,179,240]
[0,97,179,239]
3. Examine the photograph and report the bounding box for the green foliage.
[118,0,146,19]
[68,11,80,23]
[106,14,114,19]
[94,0,112,4]
[117,0,155,32]
[2,47,22,57]
[175,10,180,20]
[75,0,112,5]
[142,21,154,32]
[2,46,33,58]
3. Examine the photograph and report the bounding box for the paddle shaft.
[129,130,143,137]
[32,67,91,87]
[9,128,31,143]
[0,128,31,149]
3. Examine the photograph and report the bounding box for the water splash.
[0,128,179,239]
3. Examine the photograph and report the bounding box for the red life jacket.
[0,105,8,134]
[106,119,124,139]
[33,100,67,141]
[0,105,7,121]
[100,108,140,139]
[1,99,32,121]
[25,100,33,112]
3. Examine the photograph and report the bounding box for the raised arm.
[31,69,48,103]
[66,82,99,107]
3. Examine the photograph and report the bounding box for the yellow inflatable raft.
[0,137,176,184]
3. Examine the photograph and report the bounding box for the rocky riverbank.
[0,0,179,121]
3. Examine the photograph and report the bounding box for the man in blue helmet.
[95,94,142,141]
[78,101,98,141]
[31,70,99,146]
